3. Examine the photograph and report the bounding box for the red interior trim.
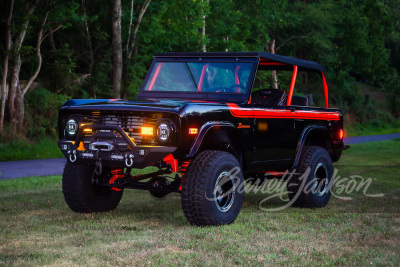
[197,63,210,92]
[322,72,329,108]
[286,65,298,105]
[147,63,163,91]
[234,65,241,92]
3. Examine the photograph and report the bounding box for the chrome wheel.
[313,163,328,196]
[214,171,236,212]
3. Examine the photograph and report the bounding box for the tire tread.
[62,162,122,213]
[181,150,242,226]
[287,146,331,208]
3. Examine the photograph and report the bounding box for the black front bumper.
[58,125,177,169]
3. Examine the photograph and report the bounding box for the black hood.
[62,98,194,113]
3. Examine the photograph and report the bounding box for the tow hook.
[125,154,134,167]
[68,150,77,163]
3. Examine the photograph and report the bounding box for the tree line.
[0,0,399,136]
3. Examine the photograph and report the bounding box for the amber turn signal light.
[141,126,154,136]
[189,128,198,135]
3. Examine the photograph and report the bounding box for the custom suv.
[58,52,344,226]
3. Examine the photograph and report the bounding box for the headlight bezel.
[156,120,175,143]
[65,117,79,138]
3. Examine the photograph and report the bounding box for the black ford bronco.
[58,52,344,226]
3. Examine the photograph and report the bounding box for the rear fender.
[292,125,334,168]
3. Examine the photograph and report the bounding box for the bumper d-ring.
[95,160,102,176]
[125,154,134,167]
[69,150,77,163]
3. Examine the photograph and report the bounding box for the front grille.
[79,112,159,145]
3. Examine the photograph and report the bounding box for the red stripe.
[227,103,340,121]
[228,103,253,117]
[294,110,340,120]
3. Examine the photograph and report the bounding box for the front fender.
[186,121,236,158]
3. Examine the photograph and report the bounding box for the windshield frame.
[138,57,259,102]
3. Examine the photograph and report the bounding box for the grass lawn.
[345,120,400,137]
[0,141,399,266]
[0,138,63,162]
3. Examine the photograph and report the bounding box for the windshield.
[143,61,252,93]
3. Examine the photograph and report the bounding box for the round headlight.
[156,122,172,142]
[66,119,78,136]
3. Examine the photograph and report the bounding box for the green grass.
[1,141,400,266]
[345,120,400,137]
[0,138,63,161]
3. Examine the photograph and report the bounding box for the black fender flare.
[186,121,236,158]
[292,125,333,169]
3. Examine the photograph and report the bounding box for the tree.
[244,0,303,88]
[201,0,209,52]
[121,0,205,98]
[8,0,41,131]
[110,0,122,99]
[206,0,248,52]
[2,0,67,132]
[0,0,14,131]
[122,0,151,99]
[1,0,399,138]
[331,0,391,83]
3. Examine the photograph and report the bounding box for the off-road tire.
[287,146,333,208]
[181,150,244,226]
[62,162,123,213]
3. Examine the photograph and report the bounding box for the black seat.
[291,96,309,106]
[280,95,309,106]
[251,89,285,106]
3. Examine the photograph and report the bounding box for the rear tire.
[287,146,333,208]
[62,162,123,213]
[181,150,244,226]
